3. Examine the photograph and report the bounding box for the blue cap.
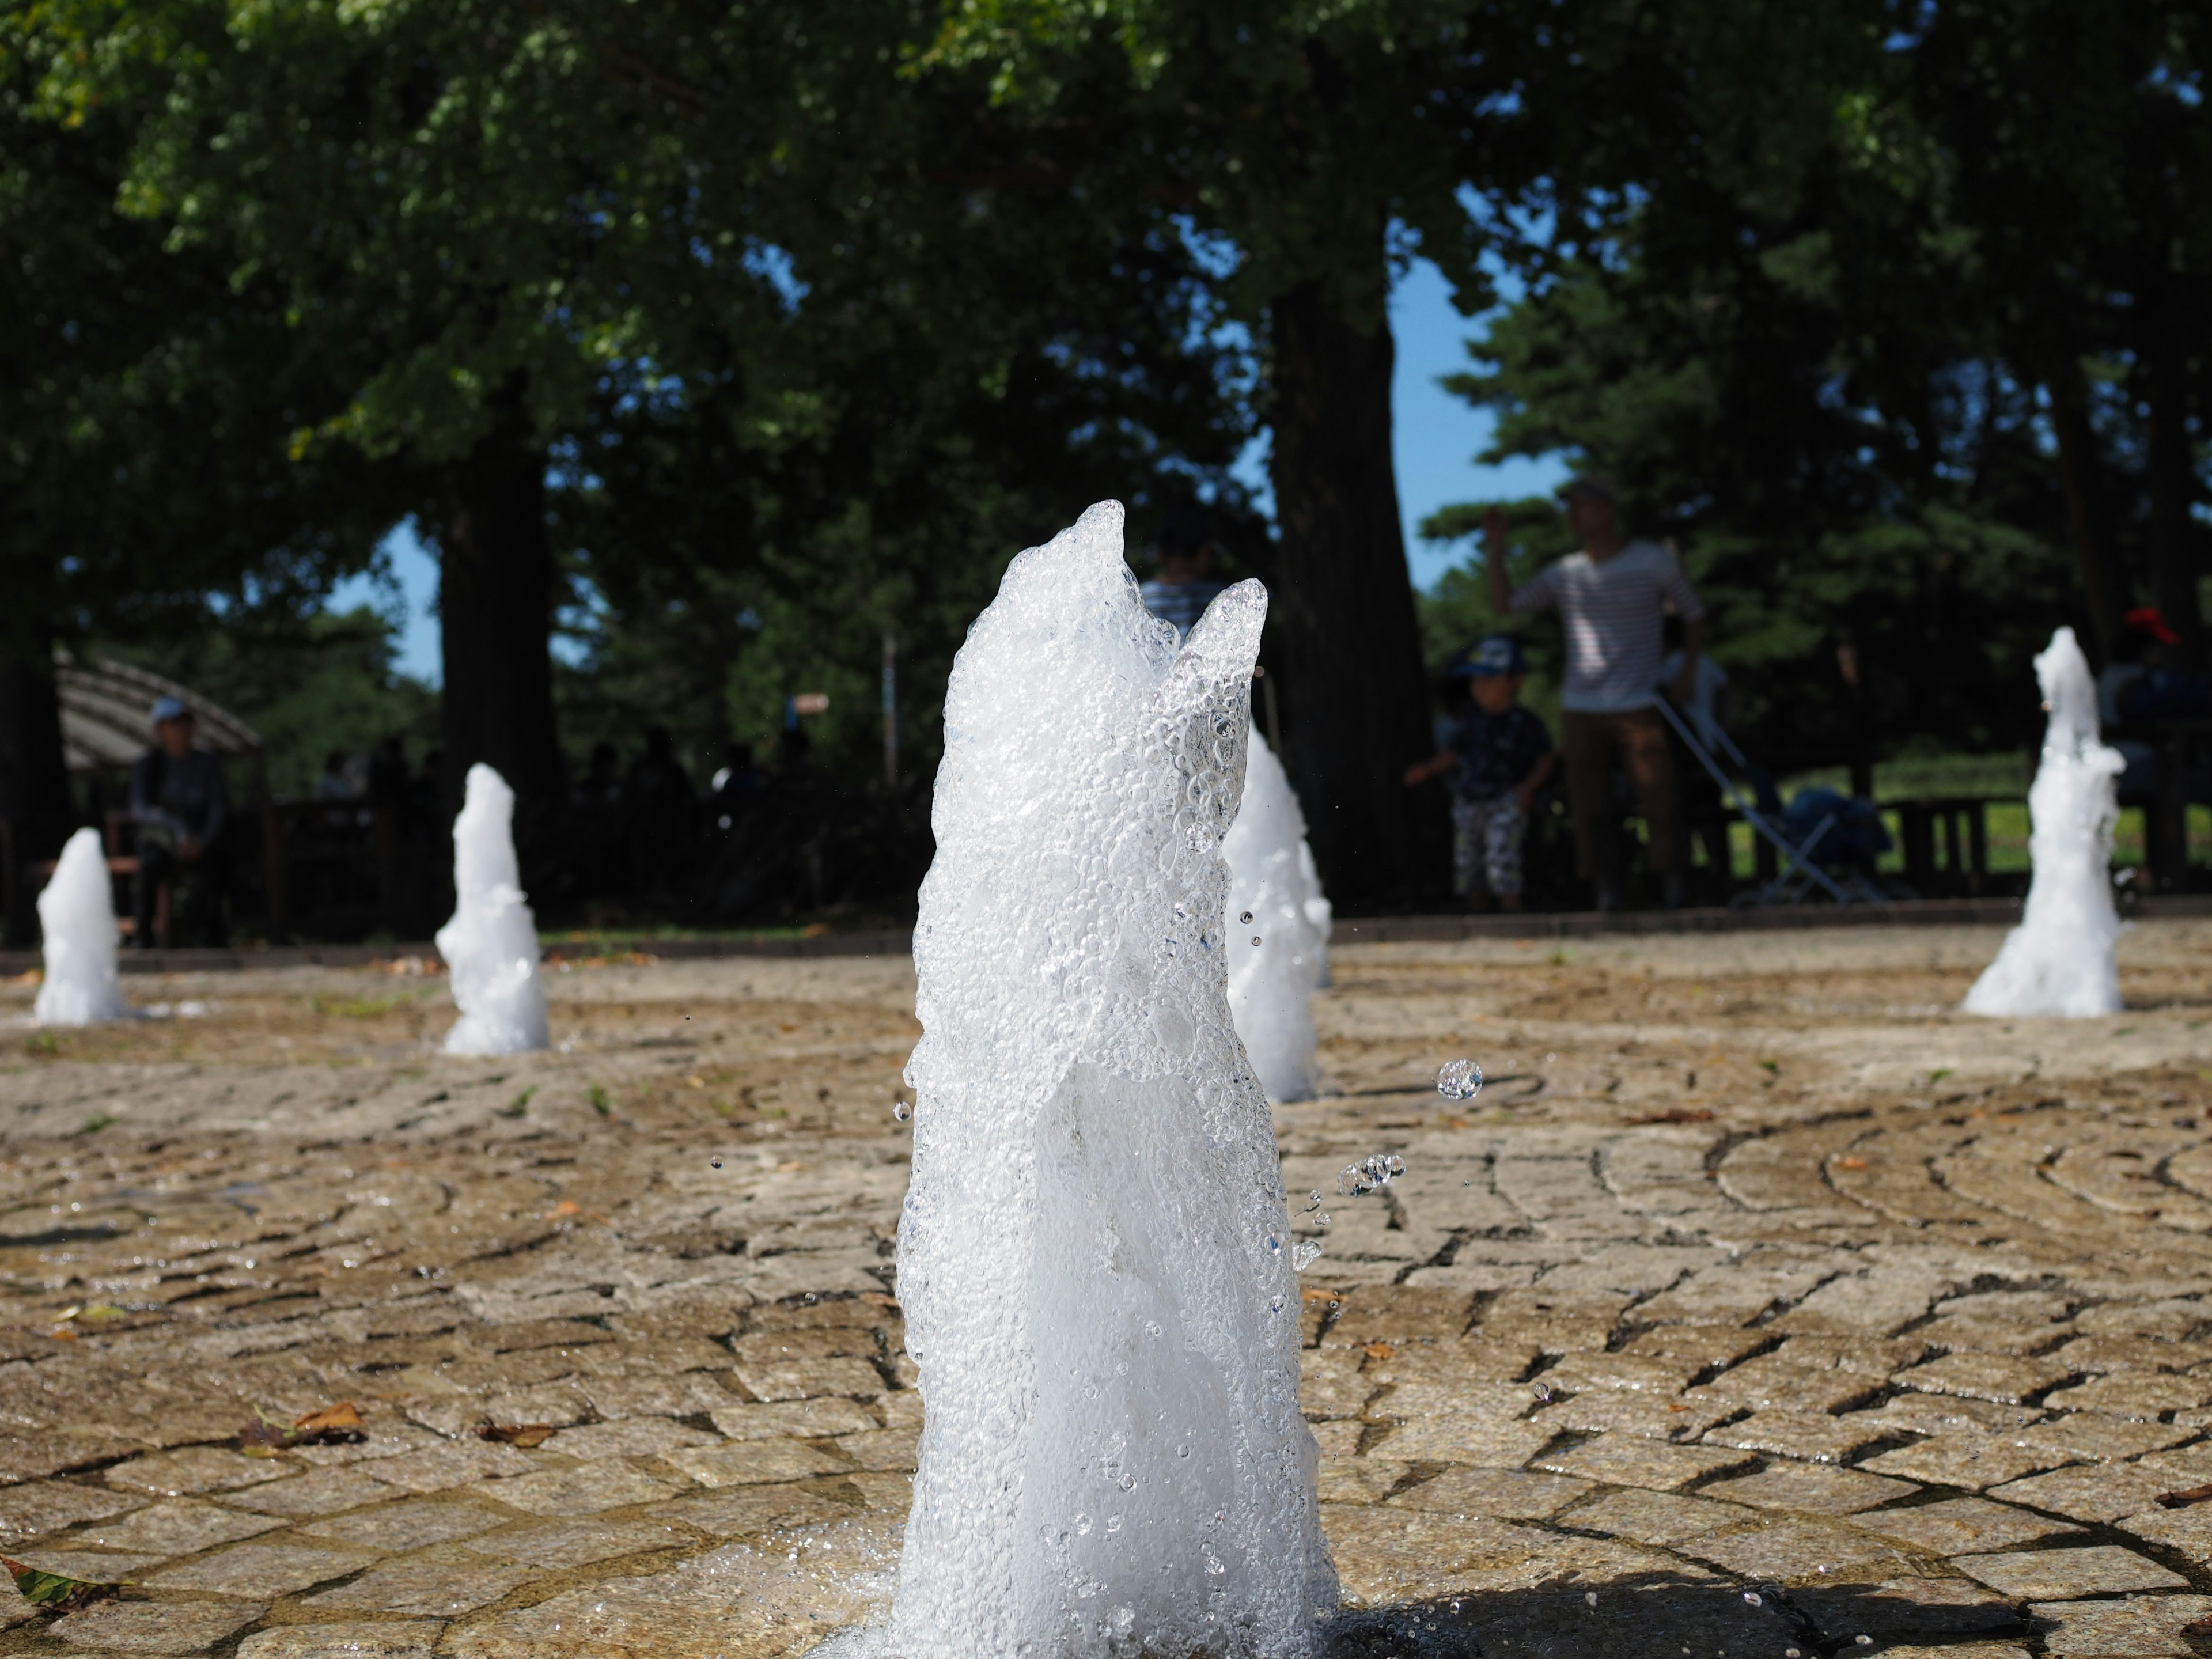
[1449,636,1528,679]
[150,695,191,726]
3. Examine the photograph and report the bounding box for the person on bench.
[128,696,229,947]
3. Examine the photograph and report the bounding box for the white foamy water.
[34,828,132,1025]
[828,501,1335,1657]
[1964,626,2123,1018]
[1223,733,1330,1101]
[435,764,548,1054]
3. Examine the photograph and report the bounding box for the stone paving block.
[0,1481,142,1544]
[1892,1351,2075,1405]
[2045,1372,2212,1419]
[1859,1433,2069,1489]
[1533,1433,1756,1489]
[665,1440,845,1488]
[833,1429,918,1471]
[474,1516,695,1569]
[1322,1504,1698,1605]
[103,1445,289,1498]
[467,1462,681,1514]
[1791,1577,2019,1645]
[1565,1487,1757,1545]
[1446,1580,1793,1659]
[732,1356,884,1400]
[1309,1419,1362,1460]
[234,1622,446,1659]
[539,1419,718,1461]
[407,1385,592,1442]
[1703,1408,1891,1464]
[1543,1351,1702,1395]
[46,1597,266,1653]
[1772,1269,1945,1336]
[577,1373,740,1421]
[1772,1335,1933,1378]
[2141,1442,2212,1485]
[1703,1461,1918,1515]
[1854,1393,2039,1435]
[1852,1495,2082,1555]
[1372,1414,1552,1467]
[298,1546,538,1616]
[2030,1592,2212,1656]
[1633,1259,1834,1327]
[1692,1355,1882,1414]
[361,1437,539,1494]
[643,1482,851,1539]
[1851,1646,2027,1659]
[2050,1334,2212,1373]
[148,1539,381,1597]
[1317,1285,1476,1346]
[1531,1389,1735,1441]
[2115,1502,2212,1563]
[10,1546,168,1580]
[1914,1313,2070,1357]
[707,1397,878,1441]
[1319,1457,1407,1504]
[1620,1325,1772,1369]
[1363,1338,1542,1385]
[1389,1467,1592,1520]
[1368,1380,1540,1422]
[2013,1415,2196,1460]
[0,1427,146,1486]
[74,1497,285,1554]
[301,1497,510,1551]
[1990,1460,2172,1522]
[1297,1350,1374,1419]
[848,1469,914,1512]
[224,1465,399,1517]
[1953,1544,2188,1600]
[1676,1516,1918,1584]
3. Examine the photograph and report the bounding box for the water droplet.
[1266,1236,1281,1253]
[1075,1512,1093,1535]
[1584,1591,1597,1607]
[1177,1444,1191,1458]
[1292,1240,1323,1271]
[1385,1154,1405,1177]
[1742,1592,1761,1607]
[1786,1651,1801,1658]
[1855,1640,1871,1649]
[710,1156,723,1169]
[1173,903,1187,918]
[1314,1211,1330,1226]
[1239,910,1254,925]
[1118,1471,1136,1489]
[1532,1382,1555,1403]
[1546,1051,1557,1063]
[892,1099,911,1122]
[802,1293,817,1304]
[1436,1058,1484,1100]
[1202,1546,1226,1576]
[1250,935,1262,948]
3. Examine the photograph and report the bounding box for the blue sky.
[331,256,1567,686]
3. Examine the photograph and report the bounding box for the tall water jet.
[840,501,1335,1657]
[1224,733,1331,1101]
[436,764,548,1054]
[1964,626,2124,1017]
[33,828,132,1025]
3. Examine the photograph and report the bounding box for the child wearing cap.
[1403,637,1556,910]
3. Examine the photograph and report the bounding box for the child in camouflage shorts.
[1404,636,1556,909]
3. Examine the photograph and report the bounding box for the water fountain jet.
[1223,733,1331,1102]
[437,764,548,1054]
[1963,626,2123,1018]
[828,501,1335,1657]
[33,828,132,1025]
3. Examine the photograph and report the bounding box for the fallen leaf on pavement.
[4,1558,119,1613]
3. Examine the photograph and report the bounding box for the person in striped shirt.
[1484,474,1706,910]
[1137,507,1226,641]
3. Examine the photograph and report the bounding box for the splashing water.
[1291,1241,1324,1272]
[1963,628,2123,1017]
[1336,1153,1407,1197]
[33,828,132,1026]
[434,766,548,1054]
[824,502,1334,1658]
[1222,733,1332,1101]
[1435,1059,1483,1101]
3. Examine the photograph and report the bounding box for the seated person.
[129,696,228,947]
[1404,636,1556,911]
[2100,608,2212,804]
[1137,508,1226,641]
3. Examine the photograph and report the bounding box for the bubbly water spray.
[1963,626,2123,1018]
[33,828,132,1025]
[435,764,548,1054]
[827,502,1335,1657]
[1222,733,1331,1101]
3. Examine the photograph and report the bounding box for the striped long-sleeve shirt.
[1509,540,1705,714]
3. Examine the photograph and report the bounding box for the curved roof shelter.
[55,653,262,773]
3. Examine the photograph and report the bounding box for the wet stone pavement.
[5,925,2212,1656]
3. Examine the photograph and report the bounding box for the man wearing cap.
[1484,476,1705,910]
[128,698,229,946]
[1403,635,1555,910]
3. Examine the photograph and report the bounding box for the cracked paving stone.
[1891,1351,2077,1406]
[46,1597,267,1653]
[1953,1544,2189,1600]
[540,1419,720,1461]
[467,1461,683,1514]
[147,1539,382,1597]
[2116,1502,2212,1563]
[664,1438,847,1487]
[234,1622,448,1659]
[1563,1487,1758,1545]
[1370,1414,1553,1467]
[707,1398,880,1441]
[298,1546,540,1616]
[472,1516,695,1569]
[300,1498,511,1551]
[1702,1407,1892,1464]
[1533,1432,1756,1490]
[1702,1461,1919,1514]
[1388,1468,1594,1520]
[2030,1592,2212,1656]
[1851,1495,2083,1554]
[0,1482,143,1544]
[1858,1433,2070,1488]
[72,1497,286,1554]
[224,1466,401,1517]
[1673,1516,1919,1584]
[1989,1460,2174,1522]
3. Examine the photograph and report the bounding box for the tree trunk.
[1267,276,1446,907]
[2044,359,2124,664]
[436,422,565,817]
[2143,259,2202,673]
[0,593,73,946]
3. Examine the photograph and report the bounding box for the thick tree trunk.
[1267,277,1446,907]
[2045,358,2124,664]
[436,424,565,817]
[2143,262,2202,673]
[0,594,73,946]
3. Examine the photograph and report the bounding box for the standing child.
[1404,637,1556,910]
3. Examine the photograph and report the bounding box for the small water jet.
[33,828,132,1025]
[435,764,548,1054]
[1223,733,1331,1101]
[1963,627,2123,1018]
[831,501,1335,1657]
